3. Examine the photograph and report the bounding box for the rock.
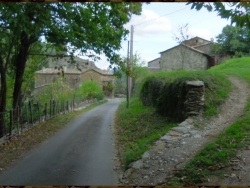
[160,135,173,142]
[179,120,190,127]
[189,130,199,135]
[132,160,143,169]
[155,141,166,150]
[194,134,202,138]
[172,126,189,134]
[168,130,183,137]
[142,151,150,159]
[186,80,204,87]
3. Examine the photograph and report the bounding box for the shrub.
[76,80,104,101]
[140,70,231,121]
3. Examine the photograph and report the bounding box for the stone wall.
[160,45,208,71]
[184,80,205,117]
[148,58,160,68]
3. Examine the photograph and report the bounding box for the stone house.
[148,58,160,72]
[34,57,115,97]
[148,36,222,71]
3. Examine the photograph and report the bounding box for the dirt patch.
[117,76,250,185]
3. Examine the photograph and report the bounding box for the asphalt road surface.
[0,98,122,186]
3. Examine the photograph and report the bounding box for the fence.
[0,97,98,141]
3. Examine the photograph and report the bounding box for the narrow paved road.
[0,98,122,185]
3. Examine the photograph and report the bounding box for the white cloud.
[125,9,173,37]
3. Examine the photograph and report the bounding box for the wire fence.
[0,97,97,141]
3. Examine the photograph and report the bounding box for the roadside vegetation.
[167,57,250,185]
[115,69,232,170]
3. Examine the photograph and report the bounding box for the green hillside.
[168,57,250,185]
[115,59,243,170]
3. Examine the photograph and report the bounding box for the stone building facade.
[34,57,115,97]
[148,58,160,72]
[160,44,213,71]
[148,36,221,72]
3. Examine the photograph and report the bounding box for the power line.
[134,6,188,27]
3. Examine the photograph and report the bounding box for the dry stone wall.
[184,80,205,117]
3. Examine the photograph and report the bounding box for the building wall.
[148,58,160,68]
[160,45,208,71]
[148,58,160,72]
[194,43,213,55]
[34,69,114,97]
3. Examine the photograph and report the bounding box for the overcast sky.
[83,3,231,69]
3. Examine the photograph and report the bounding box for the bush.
[76,80,104,101]
[140,70,231,121]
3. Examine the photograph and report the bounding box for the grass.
[115,70,232,170]
[0,100,106,171]
[115,98,177,169]
[167,57,250,185]
[141,70,232,118]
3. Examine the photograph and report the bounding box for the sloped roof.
[148,58,160,64]
[159,43,211,57]
[183,36,212,45]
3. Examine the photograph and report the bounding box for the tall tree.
[0,2,142,137]
[211,25,250,57]
[188,2,250,27]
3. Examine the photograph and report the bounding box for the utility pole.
[126,41,130,108]
[129,25,134,99]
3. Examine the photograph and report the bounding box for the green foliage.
[132,66,150,97]
[140,70,231,121]
[211,25,250,57]
[0,2,142,137]
[115,98,176,169]
[76,81,104,101]
[188,2,250,28]
[34,78,73,105]
[168,57,250,185]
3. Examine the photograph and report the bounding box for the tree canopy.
[188,2,250,27]
[0,2,142,137]
[211,25,250,57]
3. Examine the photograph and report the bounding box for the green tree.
[0,2,142,137]
[188,2,250,27]
[211,25,250,57]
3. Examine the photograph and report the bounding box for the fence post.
[9,110,13,138]
[20,107,23,133]
[53,100,55,116]
[67,101,69,113]
[37,102,41,123]
[45,103,47,120]
[29,101,33,126]
[25,104,29,124]
[50,100,52,118]
[17,106,20,134]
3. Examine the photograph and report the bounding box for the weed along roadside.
[0,100,107,172]
[115,57,250,185]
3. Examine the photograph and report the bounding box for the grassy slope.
[115,70,232,170]
[168,57,250,185]
[115,98,176,169]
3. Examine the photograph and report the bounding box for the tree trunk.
[0,56,7,138]
[12,32,31,110]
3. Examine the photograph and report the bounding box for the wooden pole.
[9,110,13,138]
[129,25,134,98]
[127,41,130,108]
